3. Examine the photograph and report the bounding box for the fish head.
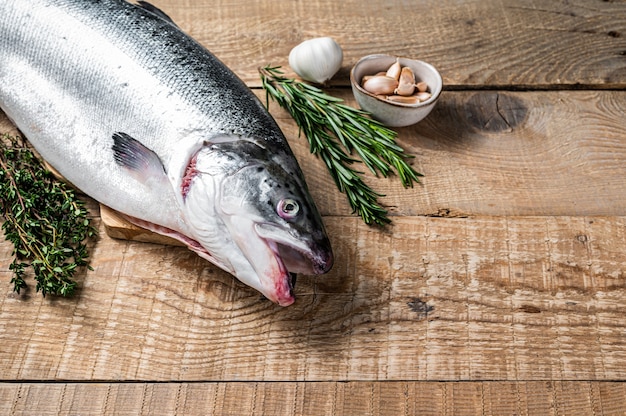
[185,138,333,306]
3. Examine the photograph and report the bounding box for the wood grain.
[267,89,626,218]
[1,381,625,416]
[2,215,626,382]
[2,0,626,412]
[146,0,626,88]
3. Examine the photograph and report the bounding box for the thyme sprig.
[0,134,97,296]
[259,65,422,226]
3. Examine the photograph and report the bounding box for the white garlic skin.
[288,37,343,84]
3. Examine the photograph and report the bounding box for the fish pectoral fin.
[136,1,177,26]
[112,132,167,183]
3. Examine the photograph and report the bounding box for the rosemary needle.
[259,65,422,226]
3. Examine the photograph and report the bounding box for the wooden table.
[2,0,626,414]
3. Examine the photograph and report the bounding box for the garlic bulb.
[288,37,343,84]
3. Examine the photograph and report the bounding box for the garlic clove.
[385,95,420,105]
[416,81,428,93]
[394,66,416,96]
[362,71,394,84]
[385,59,402,81]
[288,37,343,84]
[416,92,432,101]
[362,75,398,95]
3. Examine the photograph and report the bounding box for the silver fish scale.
[0,0,306,225]
[47,0,283,143]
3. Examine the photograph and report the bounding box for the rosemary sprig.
[259,65,422,226]
[0,134,97,296]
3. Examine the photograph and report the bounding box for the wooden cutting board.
[99,204,185,247]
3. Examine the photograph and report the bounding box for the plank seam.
[140,384,147,415]
[102,384,112,415]
[554,381,561,416]
[462,222,472,380]
[331,382,338,415]
[251,382,258,415]
[480,383,486,415]
[545,218,566,380]
[515,382,524,416]
[174,383,184,416]
[589,381,598,416]
[291,381,298,416]
[57,383,67,415]
[586,217,609,380]
[10,384,21,415]
[403,381,409,416]
[505,217,521,382]
[424,218,431,380]
[210,382,217,415]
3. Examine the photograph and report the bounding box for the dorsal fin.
[136,1,177,26]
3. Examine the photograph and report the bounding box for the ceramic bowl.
[350,54,442,127]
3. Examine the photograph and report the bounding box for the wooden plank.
[2,216,626,382]
[269,90,626,218]
[147,0,626,88]
[1,381,625,416]
[4,90,626,220]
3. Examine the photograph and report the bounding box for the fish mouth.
[261,239,297,306]
[255,223,334,276]
[254,223,333,306]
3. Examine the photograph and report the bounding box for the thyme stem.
[0,134,97,296]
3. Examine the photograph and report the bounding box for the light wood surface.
[2,0,626,414]
[2,382,626,416]
[3,214,626,382]
[164,0,626,89]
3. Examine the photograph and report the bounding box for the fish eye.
[277,198,300,219]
